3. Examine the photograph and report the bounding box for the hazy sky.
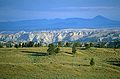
[0,0,120,21]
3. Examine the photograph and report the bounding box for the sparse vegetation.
[0,43,3,48]
[14,44,19,48]
[58,41,62,47]
[84,43,90,49]
[90,58,95,66]
[47,43,55,55]
[54,47,60,53]
[0,47,120,79]
[64,42,72,47]
[72,44,77,54]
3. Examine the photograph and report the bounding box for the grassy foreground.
[0,47,120,79]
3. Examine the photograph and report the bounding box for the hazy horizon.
[0,0,120,22]
[0,15,119,22]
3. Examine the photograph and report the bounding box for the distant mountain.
[0,15,120,31]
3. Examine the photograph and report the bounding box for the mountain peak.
[93,15,108,20]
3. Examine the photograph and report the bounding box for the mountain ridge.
[0,15,120,31]
[0,29,120,44]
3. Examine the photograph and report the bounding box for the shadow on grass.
[106,58,120,67]
[80,64,90,66]
[61,62,90,67]
[21,51,48,56]
[107,61,120,66]
[64,51,73,54]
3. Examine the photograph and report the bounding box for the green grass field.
[0,47,120,79]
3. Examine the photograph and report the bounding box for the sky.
[0,0,120,22]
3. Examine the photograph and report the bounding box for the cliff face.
[0,29,120,44]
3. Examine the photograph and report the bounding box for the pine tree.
[84,43,90,49]
[0,43,3,48]
[14,44,19,48]
[74,42,81,47]
[58,41,62,47]
[27,41,34,47]
[90,58,95,66]
[19,43,22,47]
[47,43,55,55]
[55,47,60,53]
[72,44,77,54]
[65,42,71,47]
[6,43,12,48]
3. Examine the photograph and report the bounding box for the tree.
[113,40,120,49]
[14,44,19,48]
[47,43,55,55]
[38,43,42,47]
[34,43,42,47]
[19,43,22,47]
[58,41,62,47]
[84,43,90,49]
[94,42,106,48]
[89,42,94,47]
[65,42,71,47]
[22,43,26,47]
[6,43,12,48]
[40,39,44,46]
[0,43,3,48]
[55,47,60,53]
[90,58,95,66]
[74,42,81,47]
[72,44,77,54]
[34,43,38,47]
[27,41,34,47]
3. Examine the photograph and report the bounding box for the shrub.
[84,43,90,49]
[55,47,60,53]
[90,58,95,66]
[47,43,55,55]
[58,41,62,47]
[72,44,77,54]
[65,42,72,47]
[6,43,12,48]
[27,41,34,47]
[74,42,81,47]
[14,44,19,48]
[0,43,3,48]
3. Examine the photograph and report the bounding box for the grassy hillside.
[0,47,120,79]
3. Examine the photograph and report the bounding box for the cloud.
[52,6,119,11]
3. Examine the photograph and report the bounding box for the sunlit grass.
[0,47,120,79]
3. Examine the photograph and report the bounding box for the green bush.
[0,43,3,48]
[6,43,12,48]
[14,44,19,48]
[47,43,55,55]
[55,47,60,53]
[72,44,77,54]
[58,41,62,47]
[90,58,95,66]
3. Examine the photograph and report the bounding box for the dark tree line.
[14,41,42,48]
[1,40,120,49]
[0,43,3,48]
